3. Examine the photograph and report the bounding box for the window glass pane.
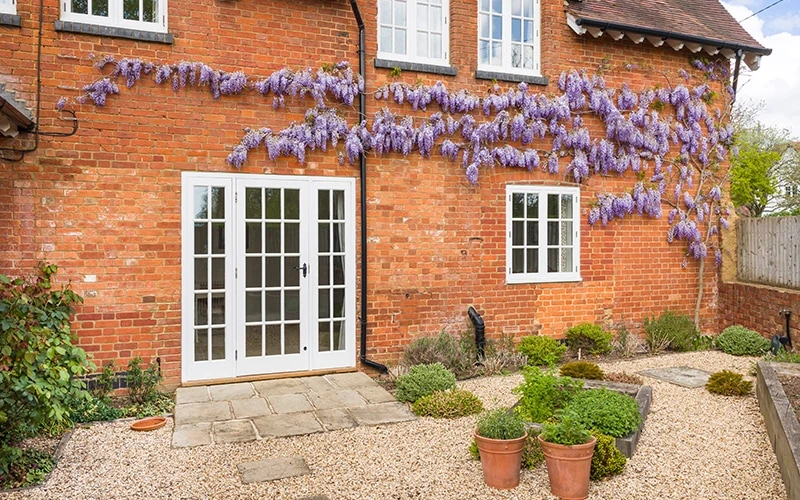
[211,328,225,360]
[524,0,533,17]
[394,0,407,26]
[395,29,407,54]
[512,19,521,42]
[491,0,502,13]
[512,44,521,68]
[431,6,442,31]
[246,292,261,322]
[417,32,429,57]
[418,4,428,30]
[561,194,573,218]
[527,221,538,245]
[285,223,300,253]
[479,14,490,38]
[195,295,207,326]
[319,289,330,318]
[246,188,261,219]
[285,324,300,354]
[211,257,225,289]
[72,0,88,15]
[526,248,538,273]
[265,291,281,321]
[211,223,225,254]
[491,41,502,65]
[246,257,262,288]
[480,0,489,11]
[92,0,108,17]
[512,221,523,246]
[265,189,281,219]
[380,27,393,53]
[265,325,281,355]
[561,248,573,273]
[379,0,392,23]
[211,187,224,219]
[319,322,331,352]
[512,0,521,16]
[284,256,300,287]
[246,223,261,253]
[211,293,225,324]
[491,15,502,39]
[524,45,534,69]
[526,193,538,218]
[524,20,534,43]
[512,193,524,218]
[194,329,208,361]
[194,258,208,289]
[333,321,345,351]
[284,189,299,220]
[548,221,559,246]
[265,223,281,253]
[562,221,573,245]
[479,40,489,64]
[318,190,330,220]
[547,194,559,218]
[194,186,208,219]
[246,325,262,357]
[143,0,156,22]
[319,256,330,285]
[547,248,559,272]
[285,290,299,321]
[123,0,139,20]
[431,34,442,59]
[265,257,281,287]
[512,249,524,273]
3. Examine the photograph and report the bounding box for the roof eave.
[0,94,35,136]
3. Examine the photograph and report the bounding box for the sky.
[721,0,800,138]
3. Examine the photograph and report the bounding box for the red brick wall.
[719,281,800,345]
[1,0,725,385]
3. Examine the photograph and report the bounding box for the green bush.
[705,370,752,396]
[540,413,592,446]
[563,388,642,438]
[590,432,626,480]
[603,372,644,385]
[401,331,477,379]
[517,335,567,367]
[565,323,613,355]
[644,310,700,352]
[0,264,93,482]
[469,430,544,469]
[560,361,605,380]
[126,357,162,404]
[90,361,117,400]
[715,326,771,356]
[411,389,483,418]
[513,367,583,422]
[0,446,54,490]
[70,395,122,423]
[766,347,800,363]
[475,407,526,440]
[395,363,457,403]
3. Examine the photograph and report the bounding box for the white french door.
[181,173,356,383]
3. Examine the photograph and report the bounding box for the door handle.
[294,263,308,278]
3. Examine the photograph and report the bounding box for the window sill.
[0,13,20,27]
[374,58,457,77]
[506,275,582,285]
[54,20,174,44]
[475,70,548,86]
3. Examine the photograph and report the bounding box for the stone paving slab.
[639,366,711,388]
[355,385,397,404]
[349,402,416,426]
[214,420,257,444]
[174,401,232,425]
[253,412,324,438]
[210,382,255,401]
[269,393,313,414]
[175,386,210,404]
[303,376,337,392]
[316,408,358,431]
[238,457,310,484]
[172,423,212,448]
[231,397,271,419]
[308,389,367,410]
[253,378,307,396]
[325,372,376,390]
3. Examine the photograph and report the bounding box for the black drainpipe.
[349,0,387,374]
[467,306,486,361]
[781,309,793,348]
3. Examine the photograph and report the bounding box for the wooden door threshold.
[181,366,358,387]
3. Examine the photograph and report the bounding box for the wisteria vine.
[63,55,736,324]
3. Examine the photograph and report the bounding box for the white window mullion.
[378,0,449,67]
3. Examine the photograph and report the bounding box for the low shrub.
[90,361,117,400]
[715,326,771,356]
[123,392,174,419]
[480,350,528,376]
[560,361,604,380]
[469,430,545,469]
[475,408,526,440]
[705,370,752,396]
[70,396,122,423]
[126,357,162,404]
[395,363,457,403]
[517,335,566,367]
[644,310,700,352]
[565,323,613,355]
[513,367,583,423]
[411,389,484,418]
[603,372,644,385]
[0,447,54,490]
[401,331,477,379]
[590,432,626,480]
[612,326,645,358]
[563,388,642,438]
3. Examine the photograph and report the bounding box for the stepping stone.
[209,383,255,401]
[316,408,358,431]
[349,402,416,426]
[269,393,313,414]
[253,412,324,438]
[214,420,257,444]
[325,372,376,390]
[174,401,232,425]
[307,389,367,410]
[253,378,307,396]
[303,376,337,392]
[175,386,210,404]
[237,457,310,484]
[639,366,711,388]
[232,398,272,419]
[172,423,212,448]
[356,385,397,404]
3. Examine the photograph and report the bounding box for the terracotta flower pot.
[538,435,597,500]
[473,430,527,490]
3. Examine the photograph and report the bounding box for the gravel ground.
[1,351,787,499]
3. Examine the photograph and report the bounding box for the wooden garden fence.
[737,216,800,290]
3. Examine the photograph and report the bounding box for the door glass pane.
[265,189,281,219]
[194,329,208,361]
[265,325,281,355]
[285,223,300,253]
[284,257,299,287]
[285,324,300,354]
[246,292,261,322]
[195,295,208,325]
[319,289,330,318]
[211,258,225,289]
[318,190,330,220]
[265,291,281,321]
[332,321,345,351]
[332,223,345,252]
[211,223,225,254]
[211,187,225,219]
[265,257,281,287]
[211,328,225,360]
[285,290,299,321]
[246,257,262,287]
[246,325,262,357]
[284,189,299,220]
[194,223,208,254]
[333,191,345,220]
[246,223,261,253]
[333,256,345,285]
[333,289,345,319]
[318,322,331,352]
[246,188,261,219]
[265,223,281,253]
[319,223,330,252]
[194,187,209,219]
[194,258,208,289]
[318,256,330,285]
[211,293,225,324]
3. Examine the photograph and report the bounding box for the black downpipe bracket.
[467,306,486,361]
[349,0,387,374]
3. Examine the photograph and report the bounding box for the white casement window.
[378,0,450,66]
[506,186,580,284]
[478,0,541,76]
[60,0,167,33]
[0,0,16,16]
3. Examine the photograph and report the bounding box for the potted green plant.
[538,413,597,500]
[473,408,528,489]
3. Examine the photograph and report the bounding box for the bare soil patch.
[778,375,800,420]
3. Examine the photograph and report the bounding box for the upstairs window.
[0,0,16,15]
[479,0,541,76]
[61,0,167,33]
[506,186,580,284]
[378,0,450,66]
